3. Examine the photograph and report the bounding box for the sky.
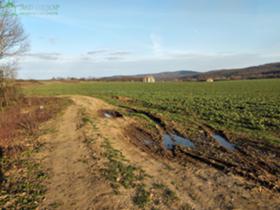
[9,0,280,79]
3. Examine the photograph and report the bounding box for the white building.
[206,78,214,83]
[143,76,155,83]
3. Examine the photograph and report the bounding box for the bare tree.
[0,0,28,108]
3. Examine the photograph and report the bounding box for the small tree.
[0,0,28,108]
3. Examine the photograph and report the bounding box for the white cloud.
[84,49,132,62]
[87,49,108,55]
[22,52,61,61]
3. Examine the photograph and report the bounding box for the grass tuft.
[101,139,146,192]
[133,185,151,208]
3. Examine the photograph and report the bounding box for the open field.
[0,79,278,209]
[24,79,280,144]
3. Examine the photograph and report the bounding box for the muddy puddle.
[212,134,235,151]
[101,110,123,118]
[163,133,194,150]
[104,113,112,118]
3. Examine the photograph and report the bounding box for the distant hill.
[98,70,199,81]
[98,62,280,81]
[183,62,280,81]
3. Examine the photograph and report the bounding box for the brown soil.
[37,96,280,210]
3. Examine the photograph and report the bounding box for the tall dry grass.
[0,97,70,149]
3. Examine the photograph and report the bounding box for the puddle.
[104,113,112,118]
[163,134,174,149]
[102,110,123,118]
[213,134,235,151]
[163,133,194,150]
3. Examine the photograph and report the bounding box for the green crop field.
[24,79,280,144]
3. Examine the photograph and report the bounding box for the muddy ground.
[36,96,280,210]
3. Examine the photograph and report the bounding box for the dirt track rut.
[39,105,97,209]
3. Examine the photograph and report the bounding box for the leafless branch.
[0,0,28,107]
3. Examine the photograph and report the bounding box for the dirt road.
[37,96,280,210]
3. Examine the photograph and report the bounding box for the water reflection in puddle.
[103,110,122,118]
[104,113,112,118]
[213,134,235,151]
[163,134,174,150]
[163,133,194,150]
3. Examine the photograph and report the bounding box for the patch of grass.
[0,148,47,209]
[101,139,179,208]
[102,139,125,160]
[82,115,93,125]
[127,111,158,129]
[33,141,46,153]
[79,109,97,130]
[133,185,151,208]
[162,187,177,204]
[151,182,177,205]
[101,139,146,192]
[152,182,165,189]
[83,137,95,145]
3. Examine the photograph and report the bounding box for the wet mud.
[123,107,280,192]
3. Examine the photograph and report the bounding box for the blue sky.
[12,0,280,79]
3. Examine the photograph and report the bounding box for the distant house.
[143,76,155,83]
[206,78,214,83]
